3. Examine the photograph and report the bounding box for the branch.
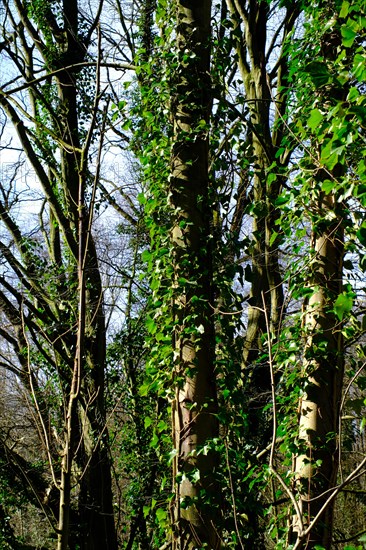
[3,61,136,96]
[0,94,78,259]
[293,459,366,549]
[21,306,60,490]
[98,181,138,226]
[0,436,57,531]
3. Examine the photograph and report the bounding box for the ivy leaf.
[155,508,168,526]
[357,226,366,246]
[353,53,366,81]
[340,1,350,18]
[321,180,335,194]
[334,292,354,320]
[305,61,331,87]
[269,230,279,246]
[341,23,357,47]
[307,109,323,130]
[157,420,168,432]
[146,316,157,334]
[144,416,152,429]
[320,140,339,170]
[222,389,230,399]
[137,192,146,205]
[150,433,159,448]
[347,86,359,102]
[190,469,200,483]
[141,249,152,262]
[167,448,178,464]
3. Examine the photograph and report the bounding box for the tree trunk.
[170,1,221,548]
[292,191,344,548]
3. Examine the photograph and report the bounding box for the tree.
[287,1,366,547]
[0,0,122,547]
[130,0,366,548]
[168,1,221,548]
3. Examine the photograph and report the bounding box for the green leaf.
[275,193,291,206]
[357,226,366,246]
[146,317,157,334]
[156,508,168,525]
[353,53,366,81]
[305,61,331,87]
[121,118,132,131]
[321,180,335,194]
[334,292,354,320]
[267,172,277,186]
[141,249,152,262]
[137,192,146,205]
[360,417,366,434]
[347,86,359,102]
[190,469,200,483]
[307,109,323,130]
[355,183,366,201]
[222,389,230,399]
[320,140,339,170]
[150,433,159,448]
[144,416,152,429]
[269,230,278,246]
[157,420,168,432]
[167,448,178,464]
[275,146,285,158]
[341,24,357,47]
[340,1,350,18]
[139,383,148,397]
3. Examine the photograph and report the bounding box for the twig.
[224,437,246,550]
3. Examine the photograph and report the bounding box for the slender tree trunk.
[53,3,117,547]
[292,11,347,545]
[169,2,221,548]
[292,191,344,549]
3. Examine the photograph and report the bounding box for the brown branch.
[2,61,136,96]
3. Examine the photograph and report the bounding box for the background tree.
[0,0,127,547]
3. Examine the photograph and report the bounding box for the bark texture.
[293,190,344,548]
[170,1,221,548]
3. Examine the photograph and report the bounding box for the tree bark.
[170,1,221,548]
[292,191,344,549]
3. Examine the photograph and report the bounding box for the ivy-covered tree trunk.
[291,6,346,547]
[292,190,344,548]
[169,1,220,548]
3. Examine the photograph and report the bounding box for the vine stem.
[224,437,246,550]
[261,291,305,536]
[338,361,366,483]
